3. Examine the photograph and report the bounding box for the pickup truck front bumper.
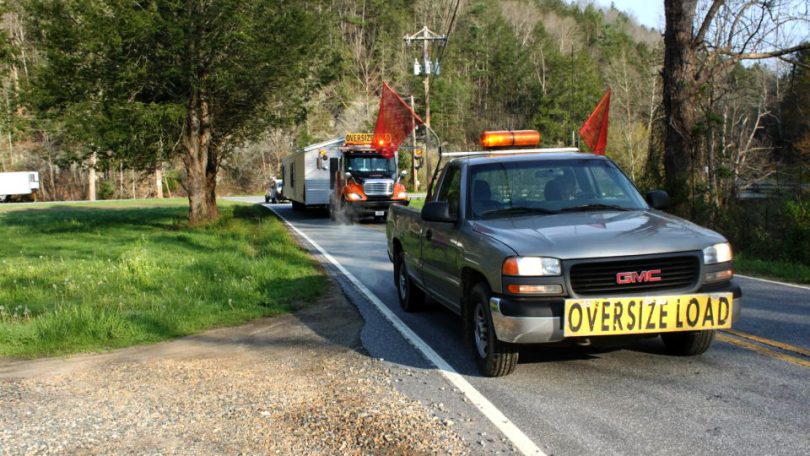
[488,281,743,344]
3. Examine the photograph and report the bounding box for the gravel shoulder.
[0,282,469,455]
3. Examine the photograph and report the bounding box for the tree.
[663,0,810,214]
[780,49,810,166]
[26,0,332,222]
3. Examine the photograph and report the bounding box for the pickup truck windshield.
[346,155,396,176]
[469,158,647,218]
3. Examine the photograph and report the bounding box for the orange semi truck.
[328,133,410,221]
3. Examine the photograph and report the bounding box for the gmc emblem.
[616,269,662,284]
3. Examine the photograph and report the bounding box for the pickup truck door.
[421,165,463,311]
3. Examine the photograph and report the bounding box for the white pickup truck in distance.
[386,150,741,377]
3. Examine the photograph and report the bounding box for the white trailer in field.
[281,137,344,210]
[0,171,40,202]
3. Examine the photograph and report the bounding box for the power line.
[435,0,461,67]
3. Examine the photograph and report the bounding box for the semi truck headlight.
[703,242,733,264]
[502,256,561,276]
[346,192,364,201]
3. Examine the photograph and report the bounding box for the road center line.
[717,333,810,368]
[721,329,810,358]
[266,205,546,456]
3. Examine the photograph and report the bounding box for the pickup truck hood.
[470,210,726,259]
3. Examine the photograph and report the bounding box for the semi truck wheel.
[661,330,715,356]
[469,283,518,377]
[395,254,423,312]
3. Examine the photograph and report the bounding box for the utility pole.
[409,95,420,192]
[404,26,446,183]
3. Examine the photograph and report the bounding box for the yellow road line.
[717,333,810,368]
[722,329,810,358]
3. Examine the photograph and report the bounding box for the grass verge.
[0,199,326,358]
[408,198,425,210]
[734,253,810,285]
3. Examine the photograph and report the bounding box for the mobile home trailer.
[281,138,344,209]
[0,172,40,202]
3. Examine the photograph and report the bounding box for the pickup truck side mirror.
[646,190,670,210]
[421,201,456,223]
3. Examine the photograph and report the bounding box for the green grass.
[734,253,810,285]
[408,198,425,210]
[0,199,326,358]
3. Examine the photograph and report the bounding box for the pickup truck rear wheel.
[661,330,715,355]
[395,254,423,312]
[469,283,518,377]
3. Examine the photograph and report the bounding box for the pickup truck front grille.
[569,255,699,296]
[364,180,393,196]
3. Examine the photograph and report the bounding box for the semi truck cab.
[329,133,409,221]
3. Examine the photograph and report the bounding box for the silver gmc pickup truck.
[387,151,741,377]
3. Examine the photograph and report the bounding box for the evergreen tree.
[26,0,334,222]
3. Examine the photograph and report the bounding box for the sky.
[592,0,666,31]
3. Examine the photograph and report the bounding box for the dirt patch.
[0,283,468,455]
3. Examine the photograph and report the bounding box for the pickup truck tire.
[661,330,715,356]
[469,283,518,377]
[395,254,424,312]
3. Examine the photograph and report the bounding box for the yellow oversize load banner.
[563,293,733,337]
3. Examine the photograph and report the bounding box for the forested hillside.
[0,0,808,266]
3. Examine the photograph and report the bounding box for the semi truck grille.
[569,255,699,296]
[364,180,393,196]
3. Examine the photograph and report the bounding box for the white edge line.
[735,274,810,291]
[265,205,546,456]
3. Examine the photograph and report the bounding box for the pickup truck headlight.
[502,256,561,276]
[703,242,733,265]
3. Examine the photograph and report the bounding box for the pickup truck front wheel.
[469,283,518,377]
[395,254,424,312]
[661,330,715,356]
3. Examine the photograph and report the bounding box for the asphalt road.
[240,198,809,456]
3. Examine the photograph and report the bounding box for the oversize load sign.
[346,132,393,146]
[563,293,733,337]
[345,133,374,145]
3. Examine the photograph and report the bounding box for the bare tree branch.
[694,0,726,46]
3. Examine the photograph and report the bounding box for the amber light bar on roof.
[441,147,578,158]
[481,130,541,149]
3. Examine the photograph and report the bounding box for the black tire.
[394,253,424,312]
[265,196,270,203]
[661,330,715,356]
[468,283,518,377]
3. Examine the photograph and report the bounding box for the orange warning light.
[480,130,541,149]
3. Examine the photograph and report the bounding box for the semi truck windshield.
[346,155,396,175]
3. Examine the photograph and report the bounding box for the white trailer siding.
[0,172,40,198]
[281,138,343,207]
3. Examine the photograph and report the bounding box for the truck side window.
[437,166,461,217]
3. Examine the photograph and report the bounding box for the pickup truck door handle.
[425,229,432,241]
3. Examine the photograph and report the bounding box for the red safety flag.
[372,82,424,158]
[579,89,611,155]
